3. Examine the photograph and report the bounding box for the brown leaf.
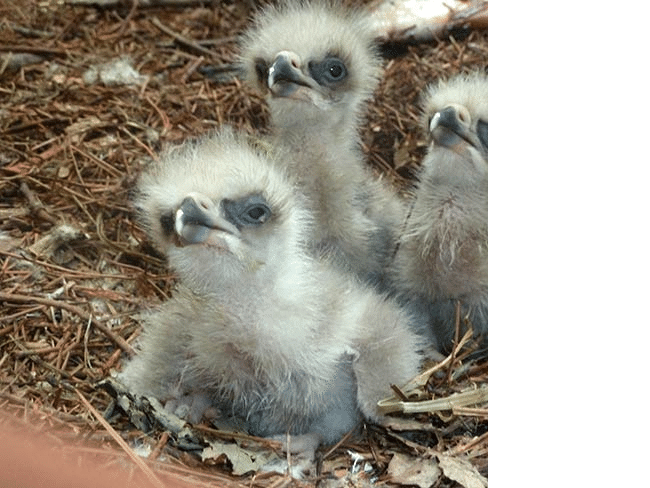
[387,453,441,487]
[201,440,281,476]
[437,454,487,488]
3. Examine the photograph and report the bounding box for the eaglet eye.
[309,57,347,86]
[244,204,270,224]
[223,195,272,228]
[328,63,343,79]
[324,59,346,81]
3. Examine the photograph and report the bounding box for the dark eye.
[243,204,270,224]
[309,57,347,86]
[328,62,344,79]
[254,58,269,85]
[223,195,271,228]
[160,210,175,236]
[324,59,346,81]
[477,119,488,151]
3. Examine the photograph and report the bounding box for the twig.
[75,388,166,488]
[452,406,488,418]
[0,305,44,325]
[446,431,488,456]
[0,45,67,57]
[181,55,204,84]
[148,431,169,461]
[379,385,487,415]
[320,427,355,460]
[20,182,58,225]
[390,383,409,402]
[6,22,55,38]
[1,118,68,136]
[9,337,89,381]
[0,250,136,280]
[150,16,216,59]
[380,327,475,402]
[446,300,462,384]
[119,0,139,36]
[0,292,135,357]
[0,53,45,75]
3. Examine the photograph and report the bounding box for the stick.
[150,16,215,58]
[0,292,135,357]
[75,388,165,488]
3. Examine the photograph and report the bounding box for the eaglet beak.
[174,193,239,246]
[430,104,487,161]
[267,51,318,99]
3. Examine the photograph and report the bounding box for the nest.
[0,1,488,486]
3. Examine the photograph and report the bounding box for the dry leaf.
[387,452,441,487]
[201,440,281,476]
[437,454,487,488]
